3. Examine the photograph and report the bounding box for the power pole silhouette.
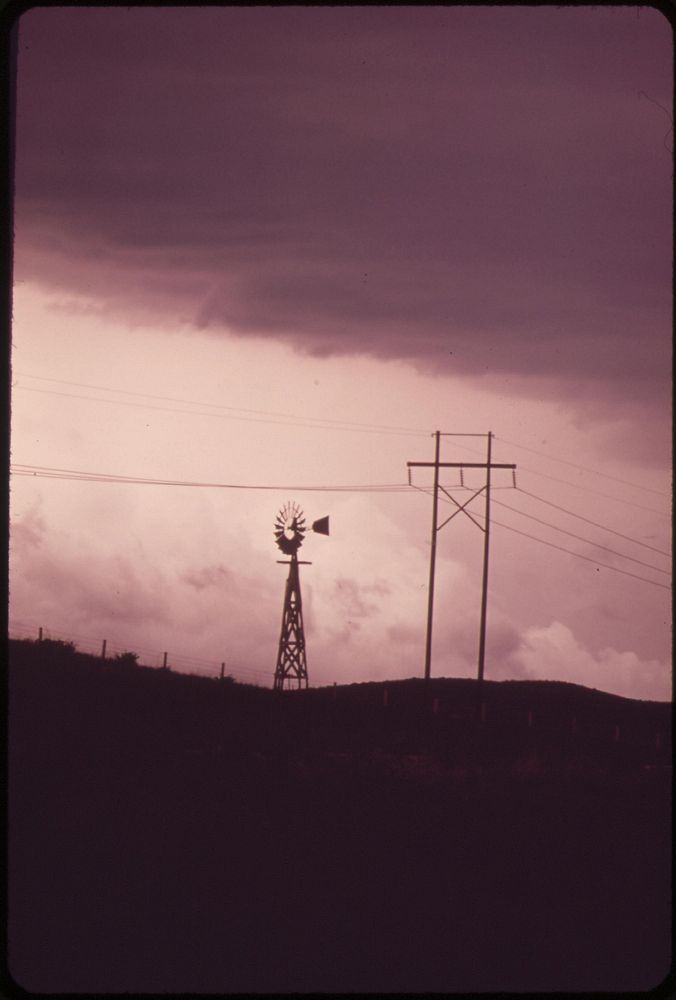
[408,431,516,683]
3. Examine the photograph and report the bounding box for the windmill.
[273,502,329,690]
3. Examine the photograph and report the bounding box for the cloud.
[10,511,174,631]
[13,6,672,415]
[8,490,438,685]
[330,576,391,623]
[181,564,233,592]
[9,506,46,552]
[509,620,671,701]
[429,602,529,681]
[9,487,670,699]
[8,497,281,675]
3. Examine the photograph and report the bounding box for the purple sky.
[15,8,672,404]
[9,6,672,699]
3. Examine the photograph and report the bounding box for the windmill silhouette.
[273,502,329,690]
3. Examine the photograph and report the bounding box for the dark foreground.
[7,641,673,993]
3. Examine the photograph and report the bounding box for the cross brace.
[274,554,309,690]
[437,483,486,533]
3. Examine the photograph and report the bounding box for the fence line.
[8,622,269,687]
[8,624,671,761]
[8,624,675,743]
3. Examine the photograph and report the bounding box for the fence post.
[220,662,225,680]
[163,651,168,670]
[101,639,107,660]
[38,627,43,642]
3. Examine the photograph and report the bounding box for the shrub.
[113,651,139,668]
[40,637,76,656]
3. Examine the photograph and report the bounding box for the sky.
[8,5,672,700]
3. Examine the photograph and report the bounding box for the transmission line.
[15,377,429,438]
[11,463,412,493]
[17,374,670,513]
[413,485,670,590]
[13,462,670,563]
[489,495,670,575]
[412,478,670,564]
[515,487,671,557]
[507,462,668,517]
[416,436,669,517]
[491,520,671,590]
[495,434,670,497]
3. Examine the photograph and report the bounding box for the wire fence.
[8,621,270,687]
[8,622,670,768]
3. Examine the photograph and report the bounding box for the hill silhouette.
[7,637,672,993]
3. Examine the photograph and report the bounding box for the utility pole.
[424,431,441,680]
[477,430,492,684]
[407,431,516,684]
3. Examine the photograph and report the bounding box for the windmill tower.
[273,502,329,690]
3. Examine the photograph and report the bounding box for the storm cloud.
[12,6,672,406]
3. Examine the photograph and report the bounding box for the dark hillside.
[7,638,672,993]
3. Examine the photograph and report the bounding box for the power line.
[18,385,417,437]
[12,464,513,493]
[495,435,670,497]
[417,436,669,517]
[14,376,430,438]
[13,462,669,560]
[414,479,671,573]
[491,519,671,591]
[512,462,668,517]
[16,373,670,514]
[515,487,671,557]
[413,485,670,590]
[489,495,670,575]
[448,478,670,556]
[11,463,412,493]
